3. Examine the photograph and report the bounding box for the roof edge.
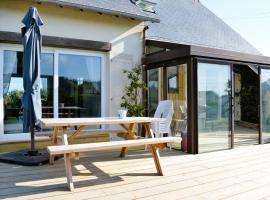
[146,37,262,56]
[37,0,160,22]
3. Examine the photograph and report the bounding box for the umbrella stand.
[28,125,39,156]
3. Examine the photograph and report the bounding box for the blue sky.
[200,0,270,56]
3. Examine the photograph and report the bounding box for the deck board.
[1,145,270,199]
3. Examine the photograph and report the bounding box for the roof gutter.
[36,0,160,23]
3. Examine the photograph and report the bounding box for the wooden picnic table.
[40,117,164,157]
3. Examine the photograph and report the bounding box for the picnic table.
[41,117,177,191]
[40,117,165,157]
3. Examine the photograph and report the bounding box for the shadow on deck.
[0,149,186,199]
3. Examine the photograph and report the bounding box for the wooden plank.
[0,31,111,52]
[41,117,164,128]
[142,45,190,65]
[48,137,178,155]
[145,39,182,49]
[3,145,270,199]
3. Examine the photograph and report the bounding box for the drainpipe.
[143,25,149,55]
[142,25,149,118]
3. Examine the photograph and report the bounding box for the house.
[0,0,157,143]
[1,0,270,154]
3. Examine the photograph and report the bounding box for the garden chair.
[152,100,174,138]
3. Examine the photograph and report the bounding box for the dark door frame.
[194,57,264,153]
[195,58,234,153]
[259,65,270,144]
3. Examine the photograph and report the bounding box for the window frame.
[0,44,107,140]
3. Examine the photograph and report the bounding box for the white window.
[0,45,106,139]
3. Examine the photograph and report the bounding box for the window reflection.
[198,63,231,152]
[261,69,270,143]
[167,65,187,151]
[147,68,159,116]
[3,51,54,134]
[58,54,101,118]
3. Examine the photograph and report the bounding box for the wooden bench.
[47,136,178,191]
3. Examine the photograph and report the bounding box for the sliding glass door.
[261,67,270,143]
[197,62,232,153]
[166,64,188,150]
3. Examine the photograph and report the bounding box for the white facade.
[0,0,145,141]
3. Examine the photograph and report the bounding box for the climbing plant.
[121,66,147,117]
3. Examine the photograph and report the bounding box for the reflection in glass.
[167,65,187,151]
[261,69,270,143]
[40,54,54,118]
[58,54,101,118]
[167,65,187,136]
[3,51,54,134]
[147,68,159,116]
[198,63,231,153]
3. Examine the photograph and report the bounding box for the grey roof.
[146,0,261,55]
[38,0,159,22]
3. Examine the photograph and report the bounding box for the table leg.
[53,127,59,145]
[119,123,136,157]
[62,130,74,191]
[143,123,163,175]
[50,127,60,165]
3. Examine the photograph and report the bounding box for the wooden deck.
[1,145,270,200]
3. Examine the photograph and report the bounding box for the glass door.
[260,67,270,143]
[147,68,160,116]
[166,64,187,136]
[166,64,188,150]
[197,62,232,153]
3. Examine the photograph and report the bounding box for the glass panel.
[198,62,231,153]
[3,51,54,134]
[147,68,159,117]
[233,64,259,147]
[261,68,270,143]
[167,64,187,151]
[41,53,54,118]
[58,54,101,119]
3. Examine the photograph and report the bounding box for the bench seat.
[47,136,179,191]
[48,137,178,155]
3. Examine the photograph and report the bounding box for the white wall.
[0,0,144,120]
[0,0,145,139]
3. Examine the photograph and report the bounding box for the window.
[130,0,156,13]
[167,66,178,93]
[2,48,105,135]
[147,68,159,116]
[3,50,54,134]
[58,54,102,118]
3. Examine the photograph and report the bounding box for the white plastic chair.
[152,100,174,138]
